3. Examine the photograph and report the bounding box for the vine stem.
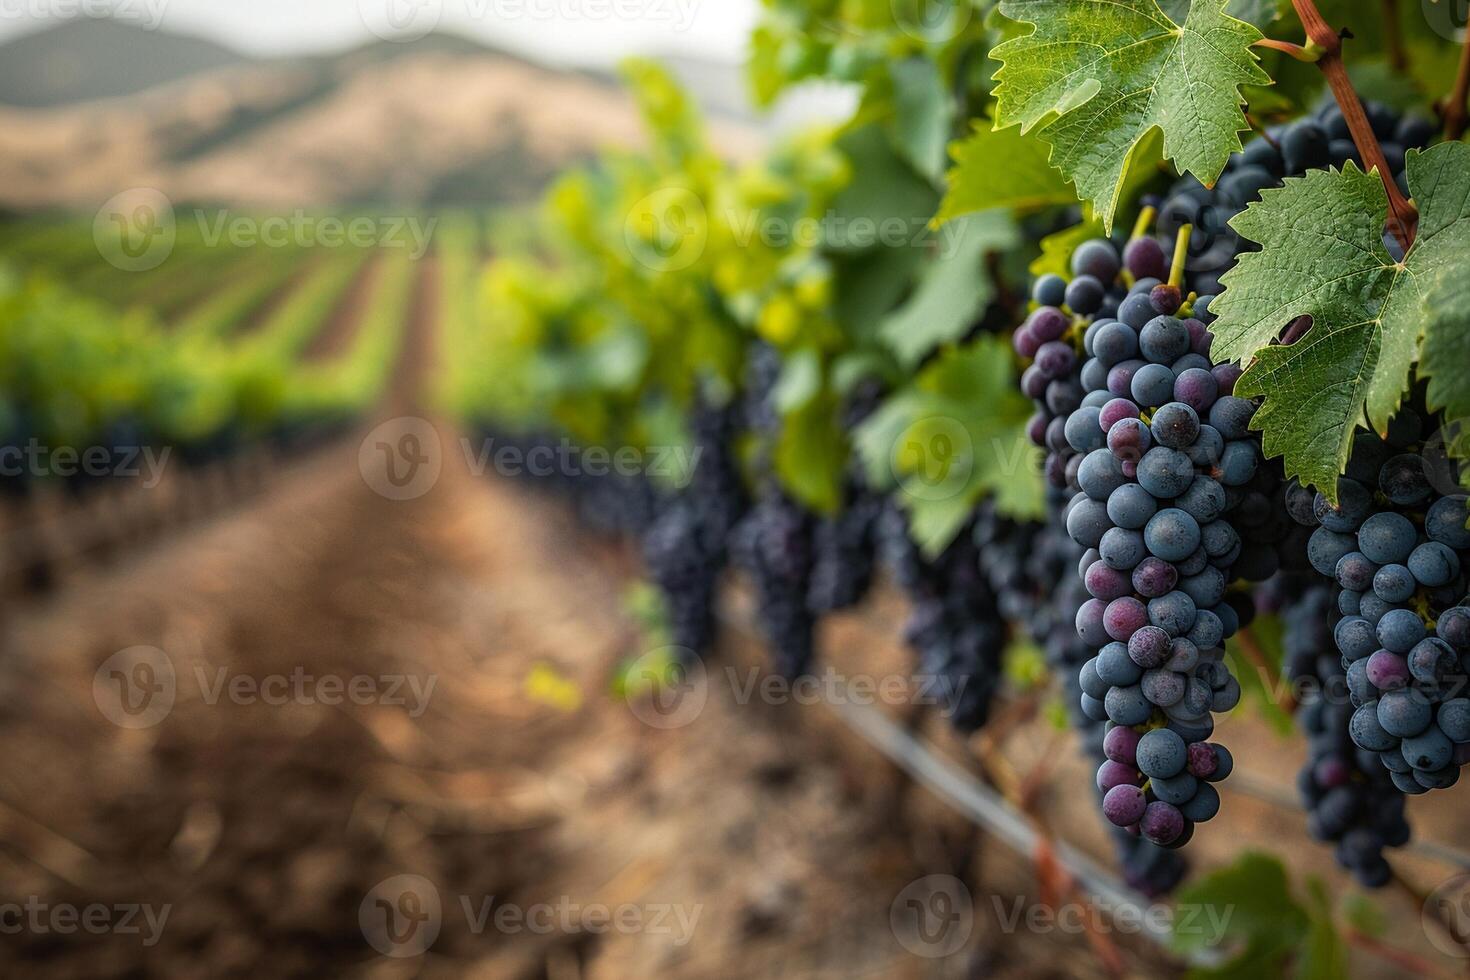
[1343,928,1459,980]
[1391,867,1470,959]
[1287,0,1418,250]
[1253,37,1320,61]
[1129,205,1158,243]
[1380,0,1407,72]
[1168,225,1191,289]
[1445,22,1470,141]
[1235,626,1298,716]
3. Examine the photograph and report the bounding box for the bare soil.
[0,289,1465,979]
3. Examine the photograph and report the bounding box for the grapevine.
[460,1,1470,935]
[12,0,1470,972]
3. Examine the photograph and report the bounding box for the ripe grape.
[1072,239,1121,281]
[1032,273,1067,307]
[1358,512,1416,564]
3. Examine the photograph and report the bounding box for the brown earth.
[0,271,1466,979]
[0,52,761,212]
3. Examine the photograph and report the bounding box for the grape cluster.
[469,427,663,537]
[807,382,886,615]
[1033,491,1190,895]
[879,508,1006,732]
[1156,102,1429,294]
[807,488,882,614]
[1024,229,1279,848]
[734,342,820,676]
[644,499,721,655]
[642,398,747,656]
[1284,583,1410,887]
[733,493,819,677]
[1290,409,1470,794]
[972,503,1051,626]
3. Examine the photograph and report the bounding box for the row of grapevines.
[456,0,1470,960]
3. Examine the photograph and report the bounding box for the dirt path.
[0,419,986,976]
[3,262,1465,977]
[0,267,1097,979]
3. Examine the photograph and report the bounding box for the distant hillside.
[0,19,249,107]
[0,23,763,210]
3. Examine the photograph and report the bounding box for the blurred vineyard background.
[2,5,1470,980]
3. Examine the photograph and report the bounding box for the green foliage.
[854,335,1041,554]
[878,211,1018,368]
[287,250,415,420]
[826,124,939,255]
[936,120,1078,223]
[1340,892,1387,938]
[0,229,401,452]
[1210,143,1470,497]
[775,387,849,514]
[1003,637,1048,690]
[1030,219,1105,278]
[1224,615,1293,735]
[1226,0,1283,28]
[888,56,953,181]
[747,0,989,108]
[991,0,1267,231]
[1299,879,1350,980]
[1172,853,1332,978]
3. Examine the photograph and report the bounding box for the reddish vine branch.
[1253,37,1318,61]
[1446,21,1470,141]
[1288,0,1418,250]
[1343,928,1458,980]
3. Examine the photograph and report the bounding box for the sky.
[0,0,761,67]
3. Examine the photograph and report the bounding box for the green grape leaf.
[827,124,939,255]
[774,391,846,515]
[888,56,951,182]
[1224,616,1293,735]
[940,126,1164,232]
[853,336,1042,555]
[991,0,1267,231]
[830,349,898,395]
[747,25,785,107]
[1209,143,1470,496]
[831,245,927,344]
[1172,853,1308,977]
[773,346,821,414]
[935,122,1076,224]
[1340,893,1387,938]
[1227,0,1284,29]
[1297,878,1349,980]
[1029,218,1104,279]
[878,212,1019,368]
[1421,261,1470,459]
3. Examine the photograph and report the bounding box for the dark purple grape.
[1132,557,1179,598]
[1124,237,1168,281]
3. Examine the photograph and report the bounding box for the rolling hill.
[0,20,762,210]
